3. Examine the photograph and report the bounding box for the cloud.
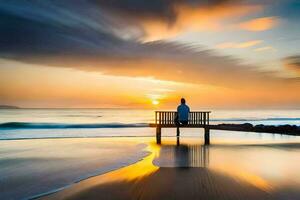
[140,4,263,41]
[216,40,263,49]
[0,0,297,90]
[93,0,269,41]
[0,0,299,108]
[283,55,300,75]
[238,17,279,31]
[254,46,276,52]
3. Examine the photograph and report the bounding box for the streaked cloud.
[238,17,279,31]
[254,46,276,52]
[0,0,299,108]
[140,4,263,41]
[216,40,263,49]
[0,1,271,88]
[0,1,296,89]
[92,0,266,41]
[283,55,300,75]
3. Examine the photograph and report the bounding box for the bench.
[149,111,211,145]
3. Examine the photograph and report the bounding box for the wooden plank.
[200,112,202,125]
[159,112,161,125]
[152,111,211,126]
[194,112,196,124]
[149,124,206,128]
[156,126,161,144]
[165,112,167,124]
[207,112,210,125]
[166,112,168,124]
[205,127,210,145]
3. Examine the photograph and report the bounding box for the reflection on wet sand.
[154,139,270,192]
[154,139,209,168]
[42,137,300,200]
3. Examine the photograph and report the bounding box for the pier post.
[156,126,161,144]
[204,127,210,145]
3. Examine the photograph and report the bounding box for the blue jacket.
[177,104,190,121]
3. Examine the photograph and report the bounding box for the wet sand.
[42,168,273,200]
[3,136,300,200]
[40,140,278,200]
[0,138,148,199]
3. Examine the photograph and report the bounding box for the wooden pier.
[149,111,211,145]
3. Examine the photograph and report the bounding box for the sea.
[1,109,300,199]
[0,109,299,140]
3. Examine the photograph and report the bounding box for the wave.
[62,115,102,118]
[0,117,299,129]
[0,122,148,129]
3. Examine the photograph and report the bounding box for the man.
[176,98,190,125]
[175,98,190,136]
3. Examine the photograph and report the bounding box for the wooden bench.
[149,111,211,145]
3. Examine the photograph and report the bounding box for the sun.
[152,100,159,105]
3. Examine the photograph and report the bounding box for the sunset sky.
[0,0,299,109]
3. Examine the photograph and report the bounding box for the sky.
[0,0,299,109]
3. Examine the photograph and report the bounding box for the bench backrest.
[155,111,210,125]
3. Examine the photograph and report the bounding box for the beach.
[39,137,300,200]
[0,138,148,199]
[2,136,300,200]
[1,109,300,200]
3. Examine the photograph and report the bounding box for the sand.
[1,136,297,200]
[40,141,275,200]
[0,138,148,199]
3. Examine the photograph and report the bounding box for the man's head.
[181,98,186,104]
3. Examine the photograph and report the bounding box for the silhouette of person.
[175,98,190,136]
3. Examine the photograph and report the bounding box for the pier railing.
[154,111,210,126]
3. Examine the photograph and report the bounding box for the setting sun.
[152,100,159,105]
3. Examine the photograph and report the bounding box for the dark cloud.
[0,0,297,89]
[91,0,242,26]
[283,55,300,75]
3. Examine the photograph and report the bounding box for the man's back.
[177,104,190,122]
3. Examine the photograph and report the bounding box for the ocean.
[0,109,299,140]
[1,109,300,199]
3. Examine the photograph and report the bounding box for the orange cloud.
[238,17,279,32]
[140,4,263,41]
[216,40,263,49]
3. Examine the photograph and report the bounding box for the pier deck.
[149,111,211,145]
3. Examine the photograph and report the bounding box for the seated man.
[175,98,190,126]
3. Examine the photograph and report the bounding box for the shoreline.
[30,150,152,200]
[1,137,300,200]
[39,139,275,200]
[0,138,150,200]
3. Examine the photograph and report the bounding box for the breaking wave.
[0,122,148,129]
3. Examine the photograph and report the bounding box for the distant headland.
[0,105,20,109]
